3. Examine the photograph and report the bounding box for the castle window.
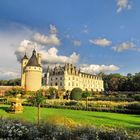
[55,82,58,86]
[60,77,62,80]
[56,77,58,80]
[50,83,52,86]
[72,82,74,86]
[60,82,62,86]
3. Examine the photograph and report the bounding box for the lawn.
[0,104,140,130]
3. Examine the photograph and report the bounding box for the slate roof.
[26,50,41,67]
[21,54,28,60]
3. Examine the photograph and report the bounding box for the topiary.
[70,88,82,100]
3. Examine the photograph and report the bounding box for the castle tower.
[21,53,28,87]
[21,50,42,91]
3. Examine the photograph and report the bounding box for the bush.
[70,88,82,100]
[65,100,78,106]
[5,88,25,97]
[125,102,140,110]
[82,91,92,98]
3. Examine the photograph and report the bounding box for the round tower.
[21,53,28,87]
[25,50,42,91]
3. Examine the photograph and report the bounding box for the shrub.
[0,118,138,140]
[82,91,92,98]
[5,88,25,97]
[125,102,140,110]
[65,100,78,106]
[70,88,82,100]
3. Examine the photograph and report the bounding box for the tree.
[29,90,45,126]
[70,88,82,100]
[133,72,140,91]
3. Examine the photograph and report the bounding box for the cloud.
[116,0,132,13]
[49,24,58,34]
[73,40,81,46]
[15,40,80,66]
[40,48,79,64]
[32,25,60,46]
[15,40,38,62]
[89,38,112,47]
[0,22,35,79]
[81,25,89,33]
[80,64,120,74]
[32,33,60,46]
[0,69,20,80]
[112,42,135,52]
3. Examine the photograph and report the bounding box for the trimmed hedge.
[70,88,82,100]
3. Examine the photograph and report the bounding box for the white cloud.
[89,38,112,47]
[40,48,79,64]
[80,64,120,74]
[0,22,34,79]
[49,24,58,34]
[32,25,60,46]
[0,69,20,80]
[73,40,81,46]
[116,0,132,13]
[112,42,135,52]
[15,40,38,62]
[32,33,60,46]
[15,40,80,66]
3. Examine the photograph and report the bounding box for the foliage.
[82,91,92,98]
[5,88,25,97]
[0,104,140,131]
[24,99,140,114]
[0,78,20,86]
[0,118,139,140]
[28,90,45,125]
[45,87,58,99]
[70,88,82,100]
[103,72,140,91]
[28,90,45,106]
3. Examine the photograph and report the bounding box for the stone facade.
[43,64,104,91]
[21,50,42,91]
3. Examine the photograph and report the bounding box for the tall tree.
[29,90,45,126]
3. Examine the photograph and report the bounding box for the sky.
[0,0,140,79]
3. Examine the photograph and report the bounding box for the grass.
[0,104,140,131]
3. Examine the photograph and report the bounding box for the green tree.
[70,88,82,100]
[133,72,140,91]
[29,90,45,126]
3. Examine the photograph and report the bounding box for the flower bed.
[0,118,139,140]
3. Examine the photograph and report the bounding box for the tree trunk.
[37,104,40,126]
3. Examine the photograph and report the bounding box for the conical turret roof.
[26,49,41,67]
[21,53,28,61]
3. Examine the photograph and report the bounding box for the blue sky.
[0,0,140,79]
